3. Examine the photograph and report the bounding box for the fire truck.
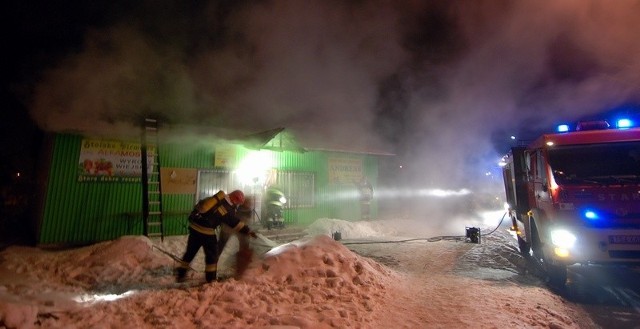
[501,119,640,286]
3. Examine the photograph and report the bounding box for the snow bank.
[0,233,399,329]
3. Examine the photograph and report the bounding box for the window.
[196,170,237,201]
[547,141,640,185]
[536,150,547,181]
[196,169,315,209]
[276,171,315,208]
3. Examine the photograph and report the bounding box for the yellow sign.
[214,145,236,168]
[328,157,363,184]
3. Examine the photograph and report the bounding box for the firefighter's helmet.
[228,190,245,205]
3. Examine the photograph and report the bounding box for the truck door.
[526,150,535,208]
[529,149,552,211]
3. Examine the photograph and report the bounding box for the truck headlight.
[550,229,576,249]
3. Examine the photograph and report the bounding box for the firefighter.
[175,190,257,283]
[357,176,373,220]
[264,186,286,229]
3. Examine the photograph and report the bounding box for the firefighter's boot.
[205,263,218,283]
[205,271,217,283]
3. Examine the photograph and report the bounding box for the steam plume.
[27,0,640,195]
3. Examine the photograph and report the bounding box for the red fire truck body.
[502,122,640,285]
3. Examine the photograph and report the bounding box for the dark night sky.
[4,0,640,190]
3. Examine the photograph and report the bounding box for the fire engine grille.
[609,250,640,259]
[584,213,640,229]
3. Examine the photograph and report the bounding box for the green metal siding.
[274,150,378,226]
[40,134,144,245]
[39,134,381,245]
[278,150,329,225]
[161,141,215,169]
[159,141,216,236]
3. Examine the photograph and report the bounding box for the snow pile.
[0,232,399,329]
[0,217,598,329]
[2,236,170,289]
[0,236,173,329]
[0,300,38,329]
[240,235,397,327]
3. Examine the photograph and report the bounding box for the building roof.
[158,123,394,156]
[248,128,395,156]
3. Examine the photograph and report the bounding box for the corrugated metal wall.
[40,134,144,245]
[39,134,380,245]
[274,150,378,226]
[159,141,216,236]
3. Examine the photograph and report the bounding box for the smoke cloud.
[27,0,640,200]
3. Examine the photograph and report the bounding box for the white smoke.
[27,0,640,193]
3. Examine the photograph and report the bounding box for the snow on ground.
[0,212,597,329]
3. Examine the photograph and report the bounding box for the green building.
[34,124,391,246]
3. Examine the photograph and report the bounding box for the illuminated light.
[373,187,476,200]
[498,160,507,167]
[556,124,570,133]
[550,229,576,248]
[549,171,559,191]
[235,150,274,186]
[510,135,516,140]
[279,196,287,204]
[616,118,634,129]
[546,141,554,146]
[584,210,599,220]
[421,188,471,197]
[554,247,570,258]
[503,202,510,210]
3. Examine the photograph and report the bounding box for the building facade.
[34,128,387,245]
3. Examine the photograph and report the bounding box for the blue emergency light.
[616,118,634,129]
[556,124,570,133]
[583,209,600,220]
[555,117,635,133]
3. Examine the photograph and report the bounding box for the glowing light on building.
[235,150,274,187]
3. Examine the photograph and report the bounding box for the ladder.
[141,118,164,240]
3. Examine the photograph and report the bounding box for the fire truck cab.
[501,120,640,286]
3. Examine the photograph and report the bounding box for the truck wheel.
[531,222,567,286]
[543,261,567,287]
[517,235,531,257]
[536,249,568,286]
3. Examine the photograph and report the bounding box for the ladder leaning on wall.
[141,118,164,240]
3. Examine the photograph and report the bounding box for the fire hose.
[152,245,197,272]
[341,211,508,246]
